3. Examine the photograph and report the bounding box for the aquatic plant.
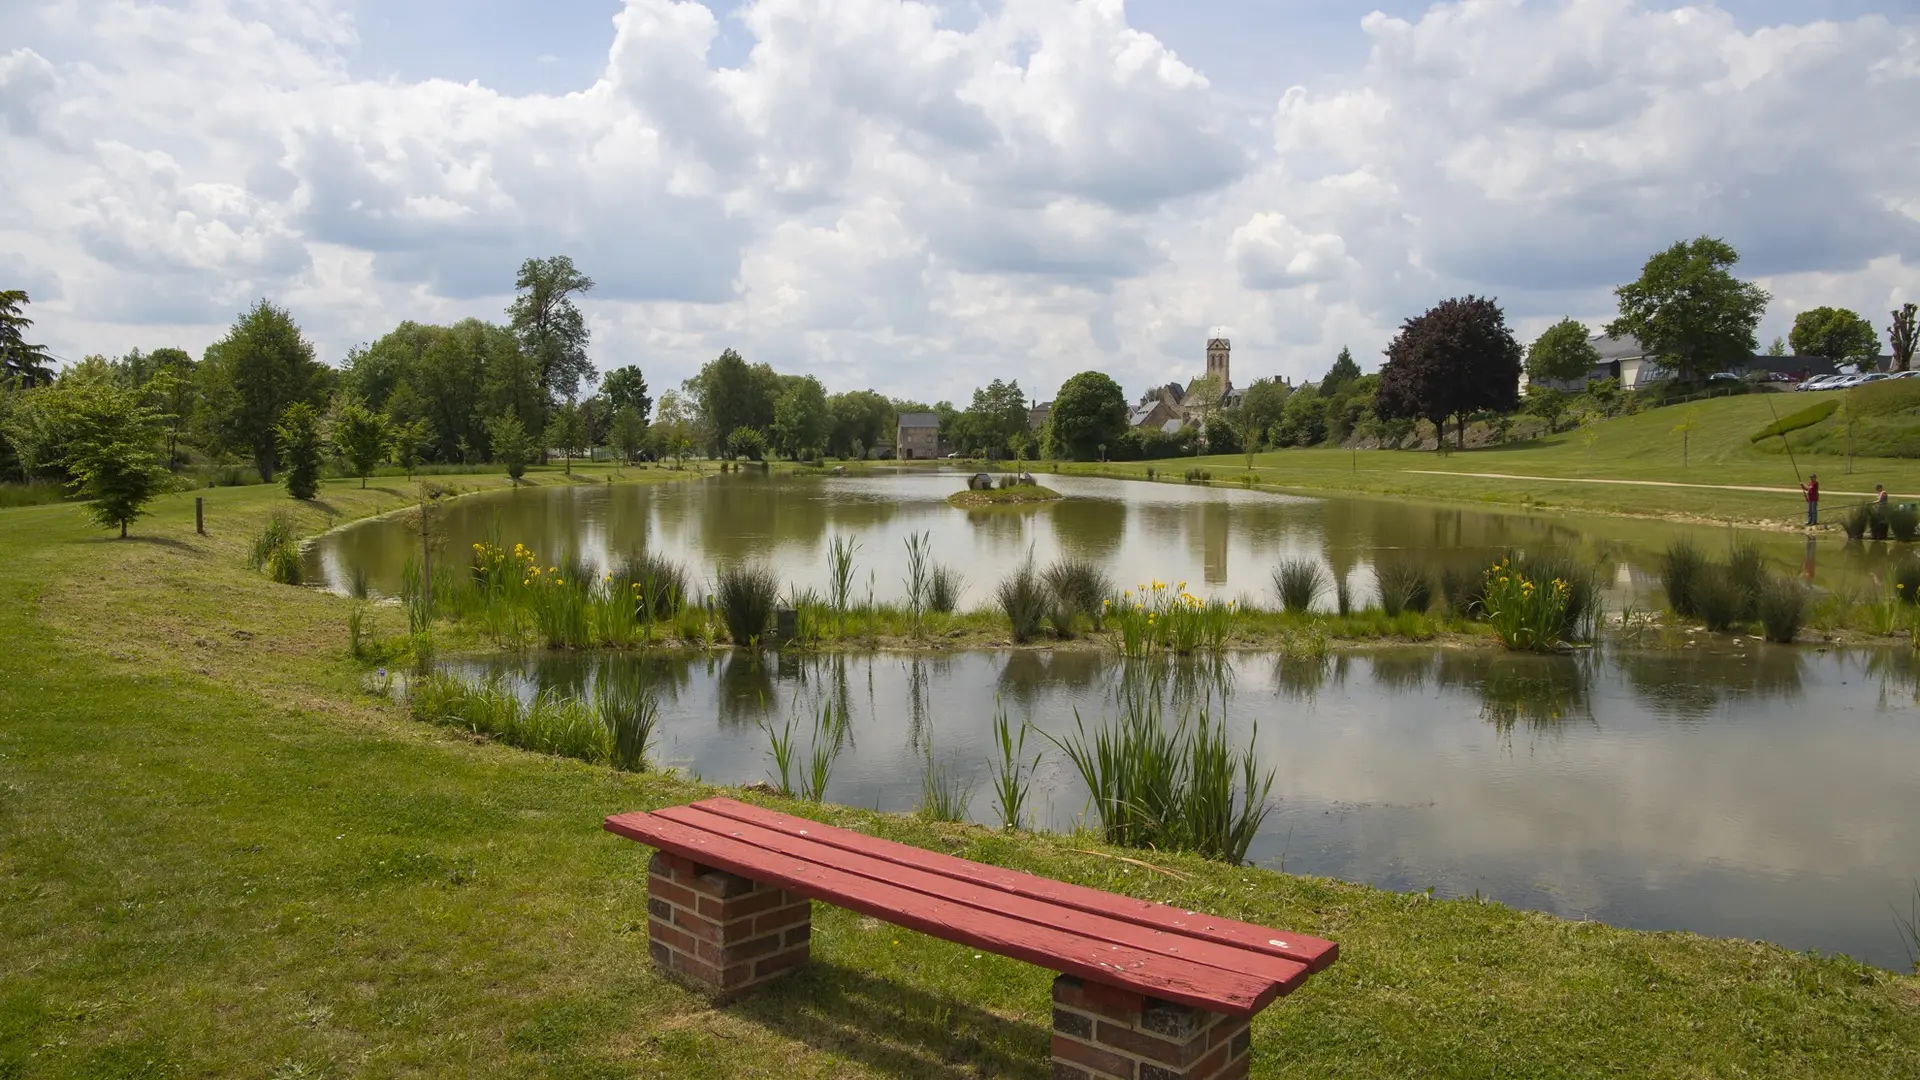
[1755,576,1808,644]
[1374,560,1434,617]
[1272,559,1327,614]
[1510,550,1601,641]
[1333,574,1353,616]
[903,531,933,636]
[827,535,859,635]
[996,559,1048,643]
[927,565,964,614]
[1481,558,1570,651]
[917,743,973,823]
[1440,564,1486,619]
[1895,557,1920,608]
[1043,557,1114,629]
[1893,505,1920,544]
[716,563,780,646]
[1108,581,1233,657]
[1688,567,1746,633]
[1659,539,1706,618]
[1872,506,1892,542]
[409,672,612,764]
[614,551,686,621]
[1842,504,1871,542]
[988,704,1040,830]
[595,666,659,773]
[1725,541,1768,621]
[249,512,302,585]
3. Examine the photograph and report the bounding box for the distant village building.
[895,412,940,459]
[1028,400,1052,431]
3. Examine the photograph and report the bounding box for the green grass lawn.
[1,471,1918,1078]
[1042,390,1920,528]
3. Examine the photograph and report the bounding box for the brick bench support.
[646,851,812,997]
[1052,975,1250,1080]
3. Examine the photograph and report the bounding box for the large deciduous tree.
[685,348,779,456]
[1376,295,1524,450]
[1789,307,1880,365]
[955,379,1029,457]
[828,390,895,459]
[198,300,330,481]
[0,290,56,388]
[771,375,828,460]
[1048,372,1127,461]
[610,406,648,464]
[602,365,653,421]
[1891,304,1917,373]
[508,256,596,403]
[1526,318,1601,385]
[1606,237,1769,387]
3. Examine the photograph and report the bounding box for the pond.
[445,644,1920,970]
[307,470,1882,609]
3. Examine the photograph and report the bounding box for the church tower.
[1205,332,1230,391]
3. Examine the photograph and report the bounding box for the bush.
[1871,506,1891,541]
[1756,577,1808,643]
[1043,558,1113,629]
[1750,399,1839,442]
[1892,505,1920,544]
[716,563,779,645]
[1690,567,1746,632]
[1660,539,1706,617]
[996,560,1048,643]
[1272,559,1327,614]
[1440,564,1485,619]
[1374,560,1434,617]
[1725,541,1768,621]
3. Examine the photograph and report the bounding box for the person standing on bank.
[1876,483,1889,510]
[1803,474,1820,526]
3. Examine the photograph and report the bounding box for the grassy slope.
[1053,390,1920,527]
[1,471,1917,1078]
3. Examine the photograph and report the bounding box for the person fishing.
[1803,473,1819,526]
[1876,483,1889,510]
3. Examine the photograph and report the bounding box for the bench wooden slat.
[605,810,1285,1015]
[694,797,1337,972]
[652,802,1309,992]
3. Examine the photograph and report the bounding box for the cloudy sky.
[2,0,1916,403]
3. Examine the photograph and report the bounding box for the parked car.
[1708,371,1741,382]
[1862,372,1893,384]
[1797,374,1842,391]
[1893,370,1920,380]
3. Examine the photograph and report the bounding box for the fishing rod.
[1759,385,1805,486]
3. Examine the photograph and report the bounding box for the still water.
[448,645,1920,970]
[308,470,1878,608]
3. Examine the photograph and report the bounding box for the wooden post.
[195,497,204,535]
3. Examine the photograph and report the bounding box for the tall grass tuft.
[1440,564,1485,619]
[1481,558,1571,651]
[249,512,303,584]
[1511,550,1601,641]
[1689,567,1746,632]
[409,672,612,764]
[1756,576,1808,644]
[903,531,933,636]
[1273,559,1327,614]
[917,743,974,823]
[1374,560,1434,617]
[1334,574,1353,616]
[1725,541,1768,621]
[996,558,1048,643]
[1044,558,1114,630]
[1660,539,1707,618]
[717,563,780,645]
[614,552,686,621]
[1046,691,1275,864]
[1842,504,1871,541]
[827,535,859,635]
[988,704,1040,830]
[595,666,659,772]
[928,565,964,614]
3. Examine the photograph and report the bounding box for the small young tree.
[332,400,389,488]
[550,399,585,474]
[486,413,534,481]
[389,418,433,478]
[274,401,325,500]
[62,383,168,537]
[610,405,647,464]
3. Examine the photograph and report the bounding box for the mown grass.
[3,469,1919,1077]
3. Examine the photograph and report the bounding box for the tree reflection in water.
[1612,645,1807,721]
[1436,650,1596,734]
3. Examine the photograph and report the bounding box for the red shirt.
[1806,480,1819,503]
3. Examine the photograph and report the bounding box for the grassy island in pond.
[947,484,1063,507]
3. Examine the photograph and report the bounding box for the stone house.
[895,412,941,459]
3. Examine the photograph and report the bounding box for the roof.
[1590,333,1647,361]
[1128,404,1159,427]
[1160,418,1185,435]
[896,412,938,427]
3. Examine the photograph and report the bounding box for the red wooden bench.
[605,797,1336,1080]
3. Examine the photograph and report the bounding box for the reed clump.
[927,565,964,614]
[1756,577,1808,644]
[249,512,302,585]
[1272,559,1326,615]
[1043,557,1114,630]
[717,563,780,646]
[1374,560,1434,617]
[1660,539,1707,618]
[996,559,1048,643]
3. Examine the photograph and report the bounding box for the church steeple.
[1205,333,1230,391]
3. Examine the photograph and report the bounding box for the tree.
[1226,405,1266,467]
[727,425,767,461]
[1321,346,1361,393]
[1376,295,1524,450]
[1766,336,1788,357]
[771,375,828,459]
[828,391,895,458]
[0,290,56,388]
[508,256,596,403]
[59,382,167,538]
[390,418,433,478]
[610,405,647,464]
[602,365,653,421]
[1235,378,1291,442]
[550,399,586,473]
[486,413,534,481]
[1048,372,1127,461]
[684,349,779,455]
[1273,385,1328,447]
[1523,386,1570,434]
[1790,307,1880,366]
[332,400,389,488]
[198,300,330,481]
[1184,374,1224,434]
[1891,303,1917,373]
[1526,318,1601,385]
[650,390,695,468]
[1607,237,1769,387]
[274,402,325,500]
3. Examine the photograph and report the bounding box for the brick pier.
[1051,974,1252,1080]
[645,851,812,997]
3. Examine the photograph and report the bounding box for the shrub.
[927,565,964,614]
[1749,399,1838,442]
[1756,577,1808,644]
[716,563,779,645]
[1842,504,1871,541]
[1660,539,1706,617]
[1892,505,1920,544]
[1272,559,1327,614]
[1043,557,1113,629]
[1690,567,1746,632]
[1895,558,1920,607]
[996,560,1048,643]
[1374,560,1434,617]
[1440,564,1485,619]
[1724,541,1768,621]
[1872,506,1891,541]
